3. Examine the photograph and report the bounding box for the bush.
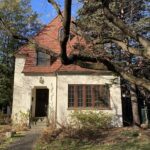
[70,111,113,130]
[37,111,113,143]
[0,112,11,125]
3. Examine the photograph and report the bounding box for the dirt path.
[6,128,43,150]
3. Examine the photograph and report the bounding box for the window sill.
[67,107,112,111]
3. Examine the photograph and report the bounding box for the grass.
[0,124,29,149]
[0,131,26,150]
[35,128,150,150]
[0,125,11,132]
[36,138,150,150]
[120,130,139,137]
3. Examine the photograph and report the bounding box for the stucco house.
[12,15,122,127]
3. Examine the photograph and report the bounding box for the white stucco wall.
[12,57,57,124]
[57,75,122,127]
[12,57,122,127]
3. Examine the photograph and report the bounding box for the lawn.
[35,128,150,150]
[0,125,12,144]
[0,125,26,150]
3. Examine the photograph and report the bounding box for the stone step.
[30,117,48,129]
[31,117,47,123]
[31,126,46,130]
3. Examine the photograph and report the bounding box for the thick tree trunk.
[130,84,140,126]
[59,0,72,64]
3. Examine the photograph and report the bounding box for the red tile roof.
[17,15,106,74]
[58,64,98,72]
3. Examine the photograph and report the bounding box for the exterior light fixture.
[39,76,44,84]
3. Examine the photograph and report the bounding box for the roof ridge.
[35,14,62,37]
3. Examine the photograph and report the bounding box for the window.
[93,85,109,107]
[37,51,51,66]
[68,84,110,109]
[86,85,92,107]
[68,85,74,107]
[77,85,83,107]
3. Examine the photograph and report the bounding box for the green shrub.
[36,112,113,142]
[70,111,113,130]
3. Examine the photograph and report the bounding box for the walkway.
[6,128,43,150]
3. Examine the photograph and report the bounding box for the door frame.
[31,87,49,118]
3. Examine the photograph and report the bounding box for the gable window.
[37,51,51,66]
[68,84,110,109]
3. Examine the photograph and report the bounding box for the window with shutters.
[68,84,110,109]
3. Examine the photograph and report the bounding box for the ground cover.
[35,127,150,150]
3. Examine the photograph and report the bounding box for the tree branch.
[48,0,150,91]
[47,0,63,19]
[72,54,150,91]
[101,1,150,59]
[0,17,29,42]
[110,38,147,57]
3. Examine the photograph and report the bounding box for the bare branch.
[110,38,148,57]
[0,17,29,42]
[72,54,150,91]
[47,0,63,19]
[101,1,150,58]
[48,0,150,91]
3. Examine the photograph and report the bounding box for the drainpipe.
[55,73,58,127]
[29,88,33,128]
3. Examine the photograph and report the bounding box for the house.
[12,15,122,127]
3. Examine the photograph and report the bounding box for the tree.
[0,0,42,110]
[76,0,150,126]
[1,0,149,124]
[47,0,150,126]
[48,0,150,92]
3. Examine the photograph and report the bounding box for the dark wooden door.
[35,89,49,117]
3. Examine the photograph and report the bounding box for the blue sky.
[31,0,81,24]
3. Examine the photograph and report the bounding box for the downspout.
[55,73,58,127]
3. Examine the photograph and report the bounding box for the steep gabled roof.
[18,15,63,55]
[17,14,108,74]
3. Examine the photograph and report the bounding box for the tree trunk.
[130,84,140,126]
[59,0,72,64]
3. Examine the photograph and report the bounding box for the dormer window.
[37,51,51,66]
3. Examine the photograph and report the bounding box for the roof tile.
[17,15,106,74]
